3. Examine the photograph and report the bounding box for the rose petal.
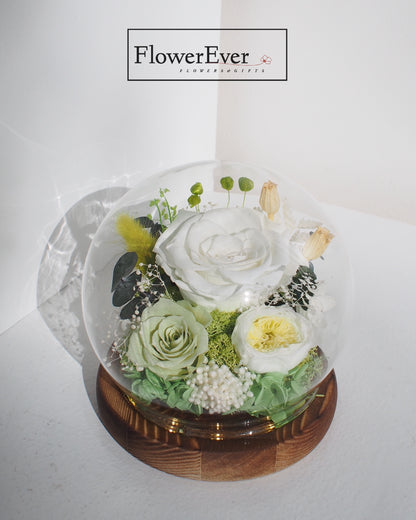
[154,208,300,310]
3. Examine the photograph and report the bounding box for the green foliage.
[149,188,177,230]
[122,347,325,423]
[190,182,203,195]
[125,368,203,415]
[220,176,234,207]
[220,176,234,191]
[111,252,177,320]
[187,194,201,208]
[240,347,325,426]
[188,182,203,211]
[111,252,138,292]
[238,177,254,192]
[267,264,318,312]
[136,216,162,238]
[238,176,254,206]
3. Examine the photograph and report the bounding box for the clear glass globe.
[82,161,351,437]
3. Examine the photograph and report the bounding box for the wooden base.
[96,367,337,481]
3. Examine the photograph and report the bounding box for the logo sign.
[127,28,288,81]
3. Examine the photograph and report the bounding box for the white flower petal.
[231,305,315,373]
[154,208,300,310]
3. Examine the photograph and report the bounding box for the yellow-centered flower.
[232,305,316,373]
[259,180,280,220]
[302,226,334,261]
[247,316,299,352]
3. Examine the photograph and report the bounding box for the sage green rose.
[127,298,211,380]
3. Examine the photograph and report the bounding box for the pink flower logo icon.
[260,55,272,64]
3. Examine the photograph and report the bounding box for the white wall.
[0,0,221,333]
[2,0,415,334]
[216,0,416,225]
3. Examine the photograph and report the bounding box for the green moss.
[206,309,239,337]
[207,332,240,370]
[205,310,241,370]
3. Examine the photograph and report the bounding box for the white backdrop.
[1,0,415,334]
[0,0,220,333]
[216,0,416,225]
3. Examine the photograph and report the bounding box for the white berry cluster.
[187,360,255,414]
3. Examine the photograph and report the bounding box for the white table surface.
[1,204,415,520]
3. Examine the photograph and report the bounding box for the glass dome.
[82,161,351,438]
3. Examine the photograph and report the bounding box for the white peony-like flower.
[231,305,316,373]
[153,207,300,311]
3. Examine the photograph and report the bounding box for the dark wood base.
[96,366,337,481]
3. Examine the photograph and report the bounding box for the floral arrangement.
[110,177,334,426]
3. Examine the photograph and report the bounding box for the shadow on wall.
[36,186,128,412]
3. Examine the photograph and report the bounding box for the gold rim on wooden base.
[96,366,337,481]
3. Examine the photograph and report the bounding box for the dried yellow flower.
[259,181,280,220]
[302,227,334,261]
[116,214,156,269]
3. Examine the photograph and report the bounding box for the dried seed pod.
[303,227,334,261]
[259,180,280,220]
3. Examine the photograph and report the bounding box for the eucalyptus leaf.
[136,215,153,228]
[111,252,138,292]
[150,222,163,237]
[112,272,141,306]
[136,216,163,237]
